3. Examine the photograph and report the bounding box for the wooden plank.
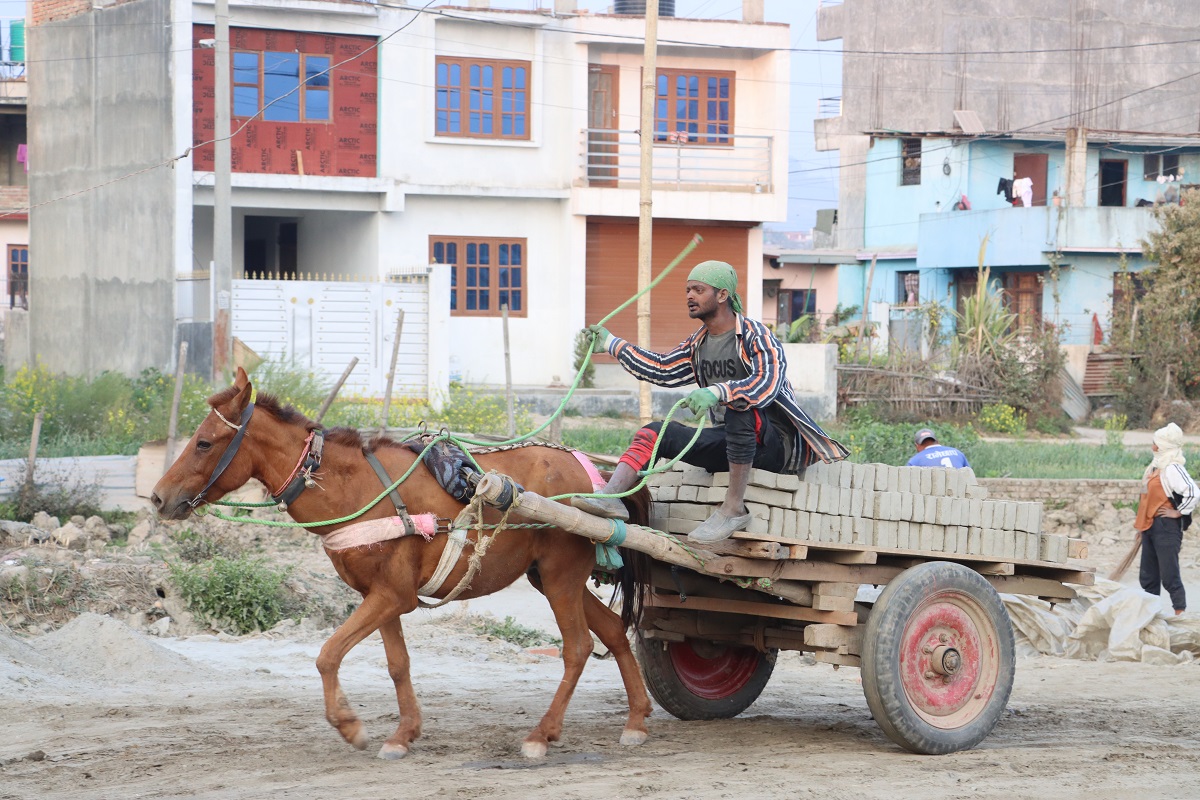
[705,539,791,561]
[644,591,859,626]
[704,556,903,586]
[972,562,1015,576]
[1012,562,1095,586]
[986,574,1077,600]
[812,595,855,613]
[804,623,866,655]
[1067,538,1089,559]
[813,582,859,598]
[813,549,878,565]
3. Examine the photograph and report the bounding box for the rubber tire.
[636,635,775,720]
[861,561,1015,755]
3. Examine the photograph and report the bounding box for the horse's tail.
[616,484,653,632]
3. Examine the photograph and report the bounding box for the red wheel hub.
[899,590,999,729]
[669,641,761,699]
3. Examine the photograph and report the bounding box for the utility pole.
[636,1,660,423]
[212,0,233,381]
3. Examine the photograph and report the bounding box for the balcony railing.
[582,129,773,192]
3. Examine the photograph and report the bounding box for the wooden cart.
[472,471,1092,755]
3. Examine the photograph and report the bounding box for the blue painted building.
[836,132,1199,347]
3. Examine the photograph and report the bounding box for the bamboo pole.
[853,255,877,361]
[636,1,660,424]
[378,310,406,436]
[474,473,708,568]
[161,341,189,475]
[25,411,43,488]
[316,356,359,424]
[502,303,515,438]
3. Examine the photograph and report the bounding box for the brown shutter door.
[586,220,750,354]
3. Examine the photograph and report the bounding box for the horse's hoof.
[619,729,648,747]
[521,740,548,759]
[377,743,409,760]
[347,725,369,750]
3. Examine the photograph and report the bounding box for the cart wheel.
[861,561,1015,755]
[636,635,775,720]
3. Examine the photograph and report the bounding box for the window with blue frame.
[435,57,529,140]
[654,69,734,146]
[232,50,331,122]
[430,236,527,317]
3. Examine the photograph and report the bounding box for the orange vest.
[1135,472,1173,532]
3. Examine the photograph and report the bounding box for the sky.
[0,0,842,231]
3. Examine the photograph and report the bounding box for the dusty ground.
[2,512,1200,800]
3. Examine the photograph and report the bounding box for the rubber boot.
[571,461,635,521]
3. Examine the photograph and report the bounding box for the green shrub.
[473,614,561,648]
[560,427,634,456]
[975,403,1027,435]
[246,358,329,418]
[0,460,105,522]
[830,412,980,466]
[170,527,243,563]
[168,556,293,635]
[1103,413,1128,448]
[572,329,596,389]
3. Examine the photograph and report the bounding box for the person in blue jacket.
[907,428,969,469]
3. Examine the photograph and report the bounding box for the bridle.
[187,386,327,512]
[188,387,258,510]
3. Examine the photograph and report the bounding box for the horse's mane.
[207,385,407,453]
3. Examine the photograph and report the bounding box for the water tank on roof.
[613,0,676,16]
[10,19,25,63]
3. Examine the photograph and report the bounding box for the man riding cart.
[576,260,849,543]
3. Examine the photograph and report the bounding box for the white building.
[26,0,789,393]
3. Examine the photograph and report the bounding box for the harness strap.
[418,528,469,597]
[363,448,417,537]
[273,429,325,510]
[189,392,256,509]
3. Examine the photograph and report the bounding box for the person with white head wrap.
[1133,422,1197,614]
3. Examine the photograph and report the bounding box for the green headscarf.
[687,260,743,314]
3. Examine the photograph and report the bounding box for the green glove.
[586,324,612,354]
[684,387,719,416]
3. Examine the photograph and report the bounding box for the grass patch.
[168,556,293,635]
[968,442,1190,479]
[559,427,634,457]
[473,614,561,648]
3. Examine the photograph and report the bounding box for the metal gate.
[232,272,430,399]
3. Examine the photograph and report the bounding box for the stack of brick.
[647,460,1070,564]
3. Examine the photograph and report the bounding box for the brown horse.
[151,367,652,760]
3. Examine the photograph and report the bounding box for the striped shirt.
[606,314,849,472]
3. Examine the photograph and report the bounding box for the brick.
[821,515,839,543]
[796,510,812,539]
[1029,502,1043,533]
[818,484,838,515]
[648,471,683,487]
[653,486,678,502]
[1014,503,1033,533]
[854,517,875,546]
[711,472,731,488]
[748,468,777,489]
[964,483,989,500]
[1000,529,1017,559]
[669,503,713,521]
[856,463,876,491]
[790,482,810,511]
[836,461,854,488]
[909,493,926,523]
[746,514,769,535]
[849,489,865,518]
[960,466,977,486]
[872,492,894,520]
[1002,502,1017,531]
[899,491,914,522]
[874,465,891,492]
[952,498,967,526]
[968,526,982,555]
[775,473,801,491]
[746,502,771,523]
[893,468,909,495]
[980,501,996,529]
[699,486,726,504]
[837,487,853,517]
[957,526,970,554]
[744,485,794,507]
[680,466,714,487]
[676,485,698,502]
[932,497,952,525]
[783,508,798,538]
[894,520,909,549]
[931,468,948,496]
[919,522,936,550]
[918,467,933,496]
[665,517,701,534]
[966,499,983,527]
[840,516,855,543]
[803,462,828,485]
[877,520,898,549]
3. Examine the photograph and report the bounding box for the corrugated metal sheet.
[1082,353,1134,397]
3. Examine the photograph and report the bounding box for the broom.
[1108,532,1141,581]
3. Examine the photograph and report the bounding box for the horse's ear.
[229,367,254,413]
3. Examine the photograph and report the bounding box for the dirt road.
[3,595,1199,800]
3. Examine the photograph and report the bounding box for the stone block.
[840,516,855,544]
[899,491,914,522]
[818,484,838,515]
[769,506,787,535]
[933,497,952,525]
[919,523,936,551]
[967,526,982,555]
[850,489,866,519]
[836,461,854,488]
[918,467,933,496]
[1014,502,1032,533]
[669,503,713,522]
[854,517,875,546]
[964,483,989,500]
[874,464,891,492]
[980,501,996,529]
[748,468,777,489]
[776,473,801,492]
[1029,502,1043,534]
[957,526,970,554]
[896,521,911,549]
[966,499,983,527]
[896,468,911,495]
[931,468,947,496]
[677,485,699,503]
[803,462,829,485]
[1002,502,1017,531]
[746,501,771,523]
[648,471,683,487]
[1000,529,1017,560]
[856,463,876,491]
[680,466,714,487]
[872,492,895,521]
[838,487,852,517]
[744,485,794,507]
[876,520,897,549]
[746,514,770,535]
[783,509,798,539]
